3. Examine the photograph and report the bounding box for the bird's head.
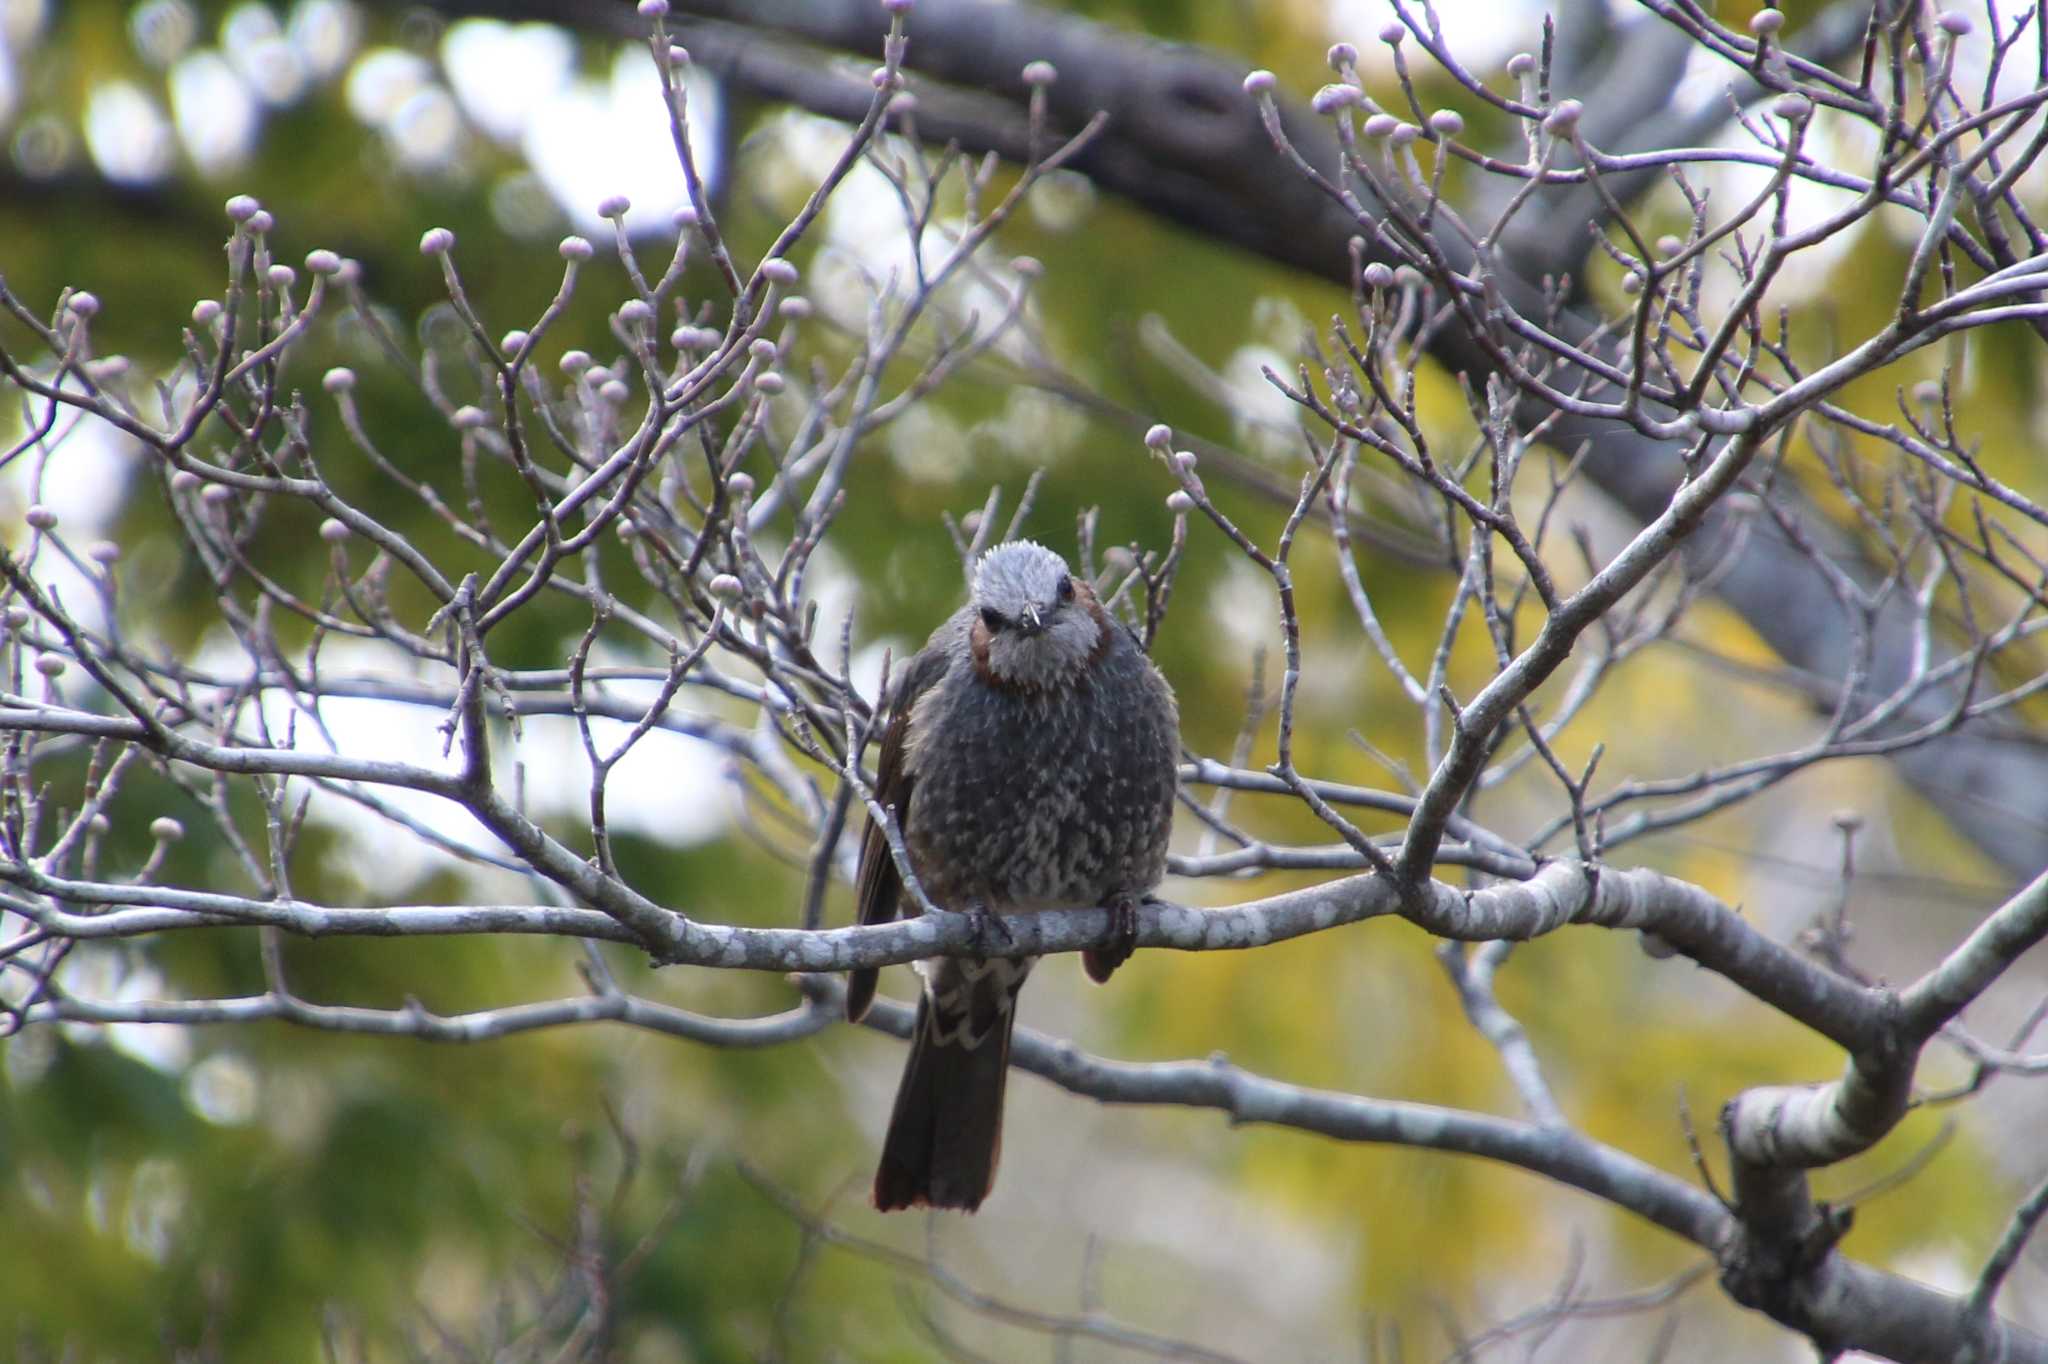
[968,540,1104,690]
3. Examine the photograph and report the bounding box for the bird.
[845,539,1180,1212]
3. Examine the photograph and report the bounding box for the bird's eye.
[1056,575,1075,603]
[979,606,1005,632]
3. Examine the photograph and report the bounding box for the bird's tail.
[873,959,1028,1212]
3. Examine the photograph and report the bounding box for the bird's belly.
[905,696,1170,911]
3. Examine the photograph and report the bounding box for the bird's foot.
[1082,892,1146,984]
[962,900,1014,954]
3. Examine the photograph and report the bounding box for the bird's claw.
[1083,892,1145,984]
[963,902,1013,954]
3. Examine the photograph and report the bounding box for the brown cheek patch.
[968,616,994,677]
[1079,585,1116,666]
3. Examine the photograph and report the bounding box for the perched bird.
[845,540,1180,1212]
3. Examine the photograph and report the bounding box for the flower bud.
[1543,100,1583,135]
[1312,83,1360,115]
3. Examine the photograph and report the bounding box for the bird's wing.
[845,640,953,1022]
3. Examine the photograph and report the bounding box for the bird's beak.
[1019,605,1044,634]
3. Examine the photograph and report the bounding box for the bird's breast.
[902,648,1177,910]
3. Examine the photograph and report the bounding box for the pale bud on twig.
[1312,84,1361,115]
[1543,100,1582,135]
